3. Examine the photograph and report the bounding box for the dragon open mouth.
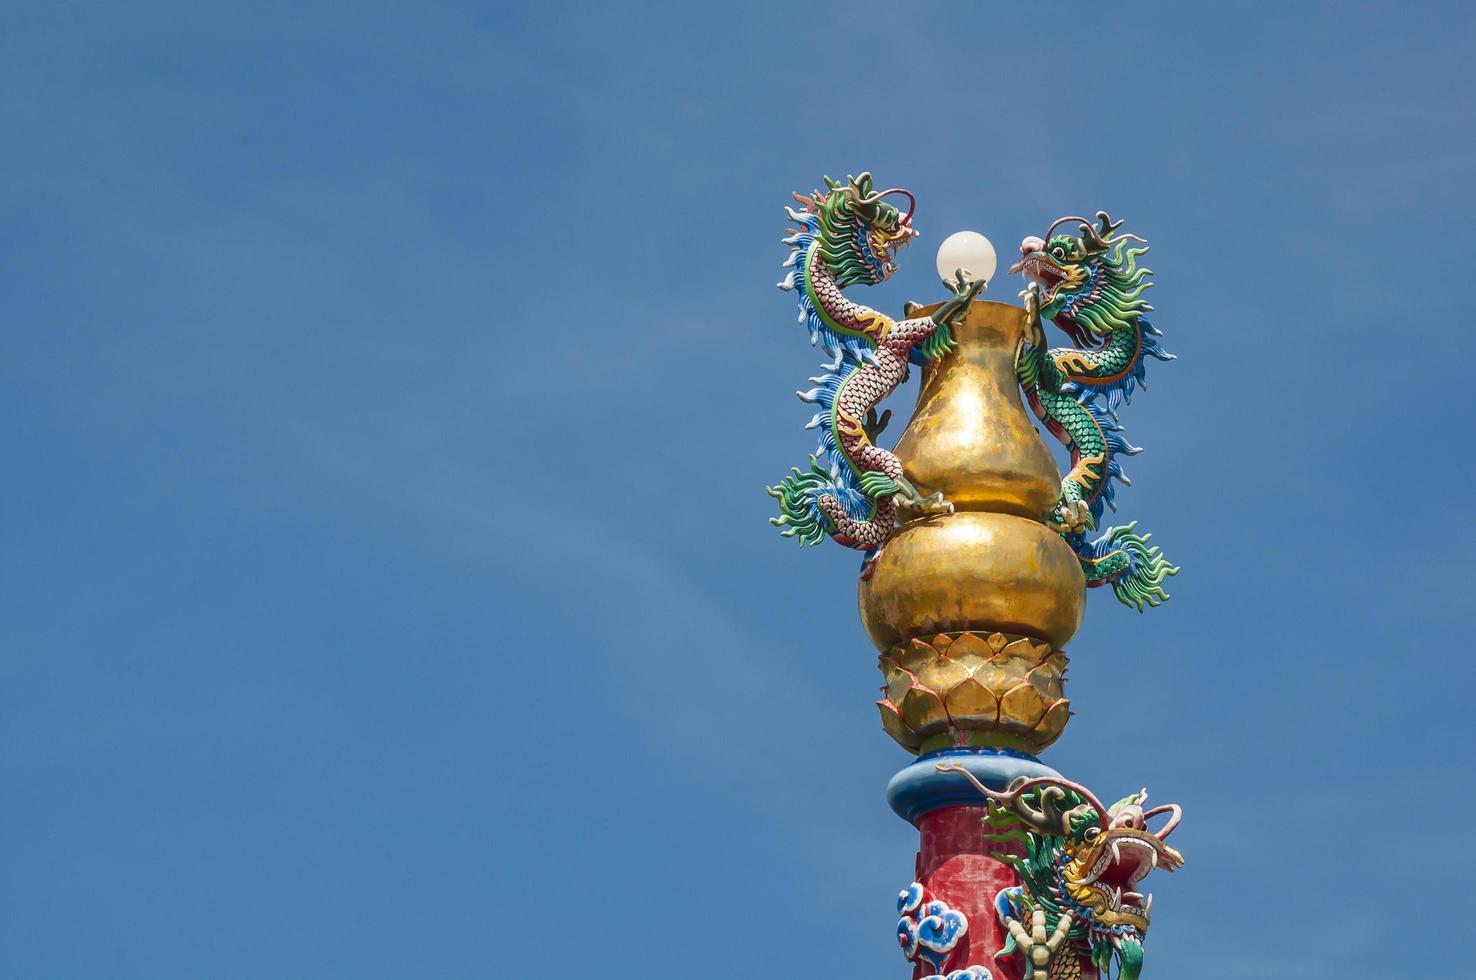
[1010,251,1067,301]
[1075,829,1183,927]
[872,227,916,278]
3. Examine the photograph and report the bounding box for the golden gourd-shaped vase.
[862,300,1086,755]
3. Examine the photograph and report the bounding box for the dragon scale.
[1012,212,1180,610]
[768,185,1181,613]
[769,174,981,555]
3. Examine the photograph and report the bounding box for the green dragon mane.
[1041,222,1154,347]
[982,800,1081,932]
[800,174,904,288]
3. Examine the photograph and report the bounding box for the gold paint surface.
[858,300,1086,653]
[859,510,1085,650]
[853,299,1091,747]
[875,630,1070,753]
[894,300,1061,519]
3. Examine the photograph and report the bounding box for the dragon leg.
[1000,907,1074,979]
[1026,386,1107,533]
[767,432,915,554]
[767,456,899,552]
[852,444,951,516]
[1025,365,1177,610]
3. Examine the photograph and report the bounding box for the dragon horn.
[832,178,861,205]
[855,186,916,224]
[1080,221,1111,253]
[1091,211,1147,247]
[1095,211,1126,239]
[827,173,868,204]
[1076,211,1130,254]
[1036,784,1075,831]
[1008,776,1110,822]
[1042,214,1096,242]
[833,174,916,225]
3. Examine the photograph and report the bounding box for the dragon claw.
[912,491,953,516]
[1018,284,1046,346]
[928,271,987,331]
[863,407,892,443]
[951,268,986,302]
[1048,499,1093,534]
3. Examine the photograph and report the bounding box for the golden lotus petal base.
[877,630,1070,754]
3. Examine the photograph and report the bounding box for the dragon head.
[983,776,1182,934]
[795,171,918,286]
[1010,211,1153,348]
[1060,789,1183,933]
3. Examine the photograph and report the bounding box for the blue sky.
[2,2,1473,976]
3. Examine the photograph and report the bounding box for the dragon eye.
[1083,826,1101,841]
[1049,245,1067,259]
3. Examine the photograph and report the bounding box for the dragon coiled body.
[769,174,979,555]
[1012,213,1179,610]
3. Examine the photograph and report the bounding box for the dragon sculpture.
[768,173,984,556]
[938,766,1183,980]
[767,178,1180,611]
[1011,213,1180,610]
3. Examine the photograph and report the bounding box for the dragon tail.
[1074,521,1180,612]
[767,456,845,547]
[768,359,896,552]
[766,456,893,552]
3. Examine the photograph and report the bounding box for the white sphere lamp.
[935,231,997,289]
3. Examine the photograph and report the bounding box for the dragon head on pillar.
[938,767,1183,980]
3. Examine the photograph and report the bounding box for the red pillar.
[912,806,1097,980]
[913,806,1020,980]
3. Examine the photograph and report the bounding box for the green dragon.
[939,766,1184,980]
[1010,212,1180,610]
[769,174,983,556]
